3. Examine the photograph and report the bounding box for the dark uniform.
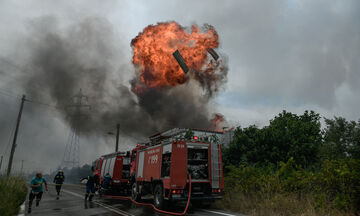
[53,170,65,197]
[94,174,100,190]
[81,175,96,201]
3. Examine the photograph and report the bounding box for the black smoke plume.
[19,17,228,138]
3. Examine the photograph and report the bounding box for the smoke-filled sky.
[0,0,359,174]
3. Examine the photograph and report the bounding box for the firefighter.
[53,170,65,199]
[28,172,48,213]
[102,172,112,189]
[99,172,112,196]
[81,174,96,201]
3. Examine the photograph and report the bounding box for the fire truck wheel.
[131,182,141,201]
[154,184,165,209]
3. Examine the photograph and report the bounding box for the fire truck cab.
[130,128,224,209]
[93,151,131,193]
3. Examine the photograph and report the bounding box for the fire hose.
[102,174,192,215]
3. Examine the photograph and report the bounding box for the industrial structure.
[61,89,91,169]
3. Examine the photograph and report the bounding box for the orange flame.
[131,22,219,92]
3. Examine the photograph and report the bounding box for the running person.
[28,172,48,213]
[53,170,65,199]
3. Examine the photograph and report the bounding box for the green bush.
[0,176,27,216]
[220,158,360,215]
[314,159,360,211]
[220,112,360,215]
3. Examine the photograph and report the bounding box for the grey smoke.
[20,17,228,138]
[1,0,358,173]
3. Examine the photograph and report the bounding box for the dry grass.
[214,193,353,216]
[0,175,27,216]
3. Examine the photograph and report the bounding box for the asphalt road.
[24,184,245,216]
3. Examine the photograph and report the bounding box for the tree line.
[220,110,360,215]
[224,110,360,167]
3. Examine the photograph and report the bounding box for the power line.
[0,57,28,79]
[0,71,19,83]
[0,89,21,100]
[0,58,53,95]
[0,59,67,113]
[0,86,63,112]
[25,98,63,111]
[0,86,22,96]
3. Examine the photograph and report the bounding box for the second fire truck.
[92,151,131,193]
[129,128,224,209]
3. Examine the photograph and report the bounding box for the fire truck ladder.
[211,142,222,188]
[149,128,187,145]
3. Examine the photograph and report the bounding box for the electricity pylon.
[61,89,90,169]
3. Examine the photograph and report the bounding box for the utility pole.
[115,123,120,152]
[7,95,26,176]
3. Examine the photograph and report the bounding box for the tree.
[264,110,322,167]
[223,110,322,167]
[223,125,264,166]
[322,117,360,160]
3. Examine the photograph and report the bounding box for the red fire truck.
[92,151,131,193]
[129,128,224,209]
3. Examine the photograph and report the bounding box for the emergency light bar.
[171,189,183,194]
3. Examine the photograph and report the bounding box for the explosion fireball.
[131,21,226,95]
[129,21,228,132]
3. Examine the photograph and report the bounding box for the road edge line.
[62,189,134,216]
[17,200,26,216]
[200,209,239,216]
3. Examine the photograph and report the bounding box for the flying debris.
[172,50,189,74]
[207,48,219,61]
